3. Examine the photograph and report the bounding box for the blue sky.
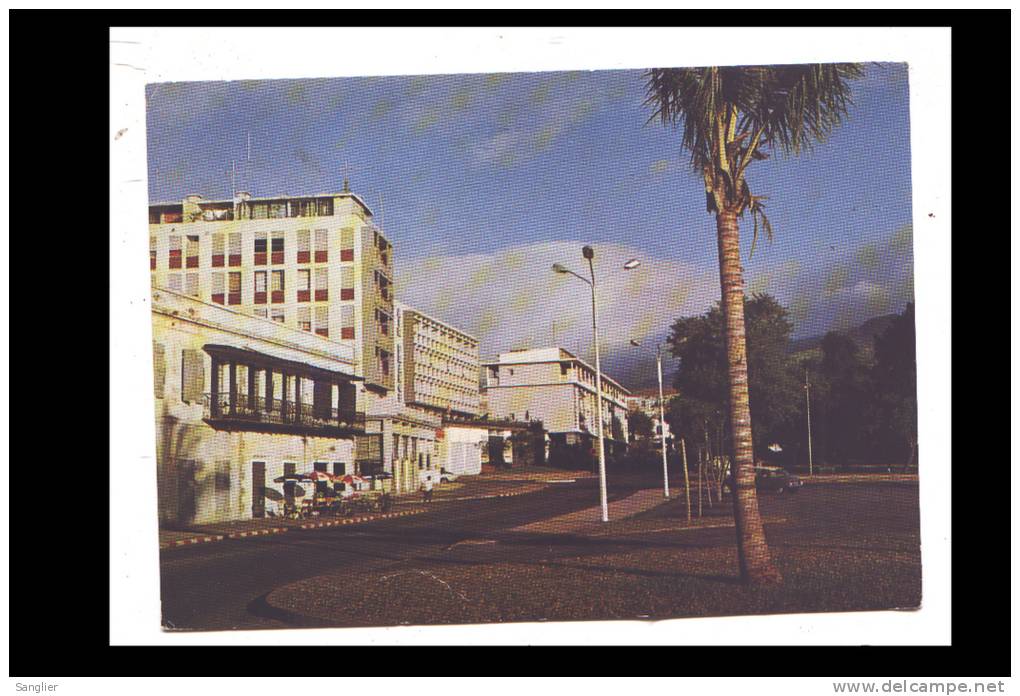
[147,63,914,383]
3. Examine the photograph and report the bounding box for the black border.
[8,9,996,676]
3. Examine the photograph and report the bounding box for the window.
[149,236,157,270]
[153,341,165,398]
[185,272,200,297]
[228,272,242,305]
[209,232,226,267]
[254,271,267,304]
[211,272,225,304]
[228,232,242,266]
[168,235,182,269]
[215,461,231,496]
[185,235,200,268]
[296,229,311,263]
[314,229,328,262]
[314,267,328,301]
[167,273,182,292]
[340,305,355,339]
[340,227,355,262]
[181,349,205,404]
[269,202,287,219]
[271,235,285,264]
[315,305,329,337]
[379,349,391,376]
[271,308,285,323]
[254,232,268,265]
[271,270,285,303]
[298,306,312,333]
[297,269,311,302]
[376,309,390,336]
[340,267,354,300]
[332,462,346,477]
[313,461,329,494]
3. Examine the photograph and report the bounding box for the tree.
[645,64,863,584]
[627,408,655,443]
[666,294,800,463]
[872,303,918,465]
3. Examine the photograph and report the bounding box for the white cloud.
[394,240,718,368]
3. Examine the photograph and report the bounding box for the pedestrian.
[422,474,434,503]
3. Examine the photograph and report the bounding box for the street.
[159,475,921,631]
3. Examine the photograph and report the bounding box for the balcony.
[204,393,365,436]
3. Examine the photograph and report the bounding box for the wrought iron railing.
[203,393,365,430]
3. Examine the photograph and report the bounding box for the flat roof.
[482,346,630,395]
[396,301,479,343]
[149,191,374,217]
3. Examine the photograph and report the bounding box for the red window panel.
[186,256,199,269]
[150,256,156,270]
[229,254,242,266]
[212,293,225,305]
[168,250,182,269]
[297,251,311,264]
[315,328,329,337]
[341,327,355,340]
[340,249,354,262]
[340,288,354,301]
[254,252,268,266]
[228,293,241,305]
[164,212,183,224]
[254,292,267,304]
[271,251,285,264]
[297,290,311,303]
[315,289,328,302]
[212,254,225,267]
[272,290,285,303]
[315,250,328,263]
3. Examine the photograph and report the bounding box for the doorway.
[251,461,266,518]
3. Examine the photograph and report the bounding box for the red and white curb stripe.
[228,527,288,539]
[162,535,225,549]
[298,509,424,529]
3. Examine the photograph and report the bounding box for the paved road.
[160,476,637,631]
[159,476,920,631]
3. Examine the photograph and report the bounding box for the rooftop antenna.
[342,160,350,193]
[246,131,251,163]
[378,192,384,229]
[230,159,236,198]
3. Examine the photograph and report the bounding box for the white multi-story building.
[481,347,630,462]
[151,286,364,525]
[148,189,395,394]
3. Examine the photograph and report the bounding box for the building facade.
[361,302,485,491]
[151,287,365,526]
[481,347,630,462]
[625,388,678,446]
[148,190,395,394]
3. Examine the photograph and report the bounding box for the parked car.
[439,468,459,483]
[724,466,803,495]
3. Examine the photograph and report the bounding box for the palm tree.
[644,64,863,584]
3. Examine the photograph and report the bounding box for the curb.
[161,534,226,549]
[161,510,426,550]
[298,509,425,530]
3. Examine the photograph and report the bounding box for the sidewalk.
[159,507,426,550]
[510,487,682,535]
[477,465,598,483]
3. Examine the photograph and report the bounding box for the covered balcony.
[202,344,364,437]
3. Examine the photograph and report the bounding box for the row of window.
[163,269,356,305]
[151,229,361,270]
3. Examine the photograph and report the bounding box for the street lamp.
[551,246,633,523]
[629,339,670,499]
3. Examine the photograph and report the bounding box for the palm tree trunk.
[715,209,782,584]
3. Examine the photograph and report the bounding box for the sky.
[147,63,914,387]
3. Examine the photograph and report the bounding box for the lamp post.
[552,248,637,522]
[629,339,670,499]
